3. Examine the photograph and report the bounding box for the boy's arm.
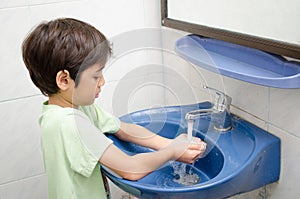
[100,134,203,181]
[115,122,172,150]
[114,122,207,164]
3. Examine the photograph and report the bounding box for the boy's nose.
[98,75,105,87]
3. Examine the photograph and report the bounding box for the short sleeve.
[61,112,113,177]
[80,104,121,134]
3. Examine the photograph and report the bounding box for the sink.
[102,102,280,199]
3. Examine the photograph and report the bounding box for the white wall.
[0,0,162,198]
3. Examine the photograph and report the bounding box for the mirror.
[161,0,300,59]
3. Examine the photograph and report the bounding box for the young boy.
[22,18,206,199]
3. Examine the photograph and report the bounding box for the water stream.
[187,119,194,141]
[169,119,200,186]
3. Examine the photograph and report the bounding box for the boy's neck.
[48,94,77,109]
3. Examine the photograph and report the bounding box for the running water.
[171,162,200,186]
[167,119,200,186]
[187,119,194,141]
[156,119,201,187]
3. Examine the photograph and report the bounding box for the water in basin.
[140,162,205,188]
[172,162,200,185]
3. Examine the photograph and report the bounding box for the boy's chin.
[76,100,95,107]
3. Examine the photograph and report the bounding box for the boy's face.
[72,63,105,107]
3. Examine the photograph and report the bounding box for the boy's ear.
[56,70,73,91]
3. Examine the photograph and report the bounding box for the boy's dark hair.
[22,18,111,96]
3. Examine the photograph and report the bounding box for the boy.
[22,18,206,199]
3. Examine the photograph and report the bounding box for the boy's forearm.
[122,147,175,180]
[116,122,172,150]
[100,143,175,181]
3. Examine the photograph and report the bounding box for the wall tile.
[142,0,161,27]
[160,28,213,105]
[230,105,268,131]
[0,7,40,101]
[86,0,146,36]
[266,125,300,198]
[109,28,163,62]
[163,65,204,106]
[28,0,146,38]
[222,77,270,122]
[27,0,86,26]
[0,0,27,8]
[105,50,162,83]
[27,0,75,6]
[0,0,75,9]
[108,180,128,199]
[0,95,46,184]
[160,27,186,52]
[229,187,265,199]
[0,175,47,199]
[269,88,300,138]
[96,65,165,117]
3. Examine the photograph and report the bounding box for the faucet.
[185,86,232,132]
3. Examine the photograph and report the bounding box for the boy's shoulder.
[39,101,87,125]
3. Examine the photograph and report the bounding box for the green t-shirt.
[39,101,120,199]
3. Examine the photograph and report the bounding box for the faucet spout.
[185,109,214,121]
[185,86,232,132]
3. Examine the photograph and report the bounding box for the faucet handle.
[203,86,232,111]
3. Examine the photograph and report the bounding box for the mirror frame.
[161,0,300,60]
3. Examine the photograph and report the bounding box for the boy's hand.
[166,134,207,164]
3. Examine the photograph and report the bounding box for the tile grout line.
[0,172,46,187]
[0,94,42,103]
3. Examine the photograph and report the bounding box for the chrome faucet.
[186,86,232,131]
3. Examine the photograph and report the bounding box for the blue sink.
[102,102,280,199]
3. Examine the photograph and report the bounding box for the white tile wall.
[27,0,149,38]
[266,124,300,198]
[269,88,300,138]
[0,0,76,9]
[0,7,40,101]
[0,95,45,184]
[97,59,165,117]
[0,175,48,199]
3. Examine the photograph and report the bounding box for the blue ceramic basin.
[102,102,280,199]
